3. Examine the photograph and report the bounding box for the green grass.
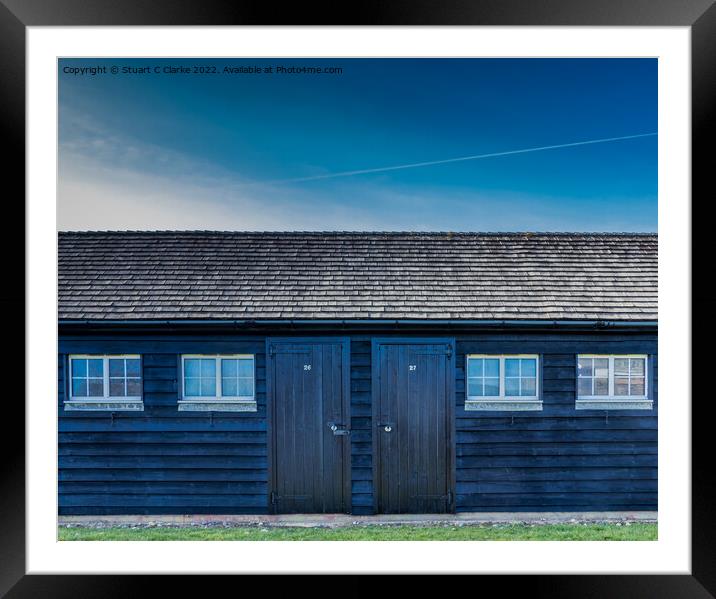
[58,523,657,541]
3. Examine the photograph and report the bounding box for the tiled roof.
[58,231,657,321]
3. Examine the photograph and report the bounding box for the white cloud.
[60,164,350,231]
[58,154,655,232]
[57,109,656,232]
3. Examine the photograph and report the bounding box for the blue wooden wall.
[349,339,373,514]
[58,330,657,515]
[453,334,657,512]
[59,336,269,515]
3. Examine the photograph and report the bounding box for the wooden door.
[269,339,350,513]
[374,341,454,513]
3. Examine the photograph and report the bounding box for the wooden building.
[58,231,657,515]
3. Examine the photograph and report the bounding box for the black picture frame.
[5,0,710,595]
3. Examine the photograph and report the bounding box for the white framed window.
[65,354,143,411]
[465,354,541,411]
[179,354,256,412]
[576,354,651,410]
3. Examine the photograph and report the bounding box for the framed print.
[6,0,710,595]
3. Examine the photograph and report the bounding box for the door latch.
[328,422,350,436]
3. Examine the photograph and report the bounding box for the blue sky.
[58,58,657,231]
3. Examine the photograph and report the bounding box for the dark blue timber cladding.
[58,329,657,515]
[349,338,374,514]
[58,334,269,515]
[454,332,657,512]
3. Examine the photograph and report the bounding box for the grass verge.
[59,522,657,541]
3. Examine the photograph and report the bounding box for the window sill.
[465,399,543,412]
[64,400,144,411]
[178,399,257,412]
[576,399,653,410]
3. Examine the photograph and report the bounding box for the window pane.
[201,359,216,378]
[614,358,629,375]
[467,359,483,377]
[505,359,520,377]
[221,359,238,378]
[630,358,645,375]
[71,359,87,377]
[630,378,645,396]
[222,378,238,396]
[125,359,141,377]
[505,377,519,396]
[88,378,104,397]
[126,378,142,397]
[72,378,87,397]
[614,377,629,396]
[109,378,125,397]
[578,378,592,397]
[237,359,253,378]
[594,359,609,378]
[577,357,592,377]
[87,359,104,378]
[484,359,499,377]
[200,378,216,397]
[109,359,125,377]
[185,378,200,396]
[184,359,201,377]
[238,378,254,397]
[521,359,536,377]
[521,377,536,396]
[467,379,482,397]
[594,377,609,396]
[484,378,499,396]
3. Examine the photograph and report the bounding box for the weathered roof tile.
[58,231,657,322]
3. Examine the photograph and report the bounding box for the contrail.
[244,132,657,187]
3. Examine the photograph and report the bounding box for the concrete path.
[59,511,657,528]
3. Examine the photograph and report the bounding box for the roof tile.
[57,231,657,322]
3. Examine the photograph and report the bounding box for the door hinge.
[446,490,454,508]
[446,345,453,360]
[268,345,275,357]
[270,491,280,505]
